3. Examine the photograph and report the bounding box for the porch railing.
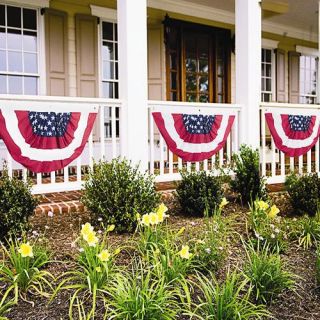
[148,101,242,182]
[0,95,122,194]
[260,102,320,184]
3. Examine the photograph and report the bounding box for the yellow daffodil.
[81,222,94,237]
[149,212,159,225]
[98,249,111,262]
[96,267,102,273]
[256,200,269,211]
[156,203,168,222]
[141,214,151,226]
[114,248,121,255]
[84,231,99,247]
[268,205,280,219]
[219,197,229,209]
[136,213,141,221]
[18,242,33,258]
[107,224,115,232]
[179,245,191,260]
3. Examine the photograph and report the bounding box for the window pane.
[265,49,271,62]
[199,76,208,92]
[8,75,23,94]
[103,81,113,98]
[171,72,177,90]
[199,94,208,103]
[0,50,6,71]
[103,22,113,41]
[8,51,22,72]
[0,75,6,93]
[114,82,118,99]
[266,78,271,91]
[186,93,196,102]
[103,61,114,79]
[24,76,37,94]
[186,74,196,91]
[24,52,37,73]
[266,64,271,77]
[0,28,5,48]
[7,29,22,50]
[7,6,21,28]
[0,5,5,26]
[102,42,114,60]
[186,58,196,72]
[23,31,37,52]
[199,58,208,73]
[23,9,37,30]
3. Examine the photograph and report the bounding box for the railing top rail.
[0,94,122,106]
[148,100,242,110]
[260,102,320,110]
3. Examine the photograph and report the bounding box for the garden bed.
[4,193,320,320]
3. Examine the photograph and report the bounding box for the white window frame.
[296,45,319,104]
[0,1,46,96]
[261,39,278,102]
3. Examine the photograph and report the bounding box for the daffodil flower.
[107,224,115,232]
[149,212,159,226]
[156,203,168,222]
[219,197,229,209]
[84,231,99,247]
[141,214,151,226]
[96,266,102,273]
[268,205,280,219]
[256,200,269,211]
[98,249,111,262]
[18,242,33,258]
[179,245,191,259]
[81,222,94,237]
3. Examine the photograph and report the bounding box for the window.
[0,4,39,95]
[261,48,273,102]
[164,18,231,103]
[299,55,318,104]
[101,21,119,138]
[101,21,118,99]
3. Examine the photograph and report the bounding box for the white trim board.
[90,5,117,22]
[296,45,319,57]
[2,0,49,7]
[262,39,279,49]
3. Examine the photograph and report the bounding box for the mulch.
[5,191,320,320]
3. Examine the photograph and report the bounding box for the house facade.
[0,0,319,193]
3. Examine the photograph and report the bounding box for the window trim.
[0,2,46,95]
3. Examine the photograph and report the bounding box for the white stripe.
[162,113,231,153]
[273,113,320,148]
[1,109,92,161]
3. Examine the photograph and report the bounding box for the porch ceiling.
[183,0,318,38]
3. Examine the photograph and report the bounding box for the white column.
[117,0,149,170]
[235,0,261,149]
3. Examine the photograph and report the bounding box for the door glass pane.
[186,93,196,102]
[199,59,208,73]
[199,76,208,92]
[186,74,196,91]
[199,94,209,103]
[8,75,23,94]
[186,58,196,72]
[171,72,177,90]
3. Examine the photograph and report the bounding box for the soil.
[5,191,320,320]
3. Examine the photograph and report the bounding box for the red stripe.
[281,114,316,140]
[0,111,96,173]
[265,113,320,157]
[152,112,234,162]
[173,114,222,143]
[16,111,80,149]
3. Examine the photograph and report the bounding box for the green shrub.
[176,171,223,217]
[0,171,39,240]
[82,158,160,232]
[231,145,267,204]
[285,172,320,216]
[244,241,295,304]
[188,271,269,319]
[316,246,320,284]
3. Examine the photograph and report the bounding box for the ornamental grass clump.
[244,240,296,304]
[186,271,270,320]
[106,263,181,319]
[82,158,160,232]
[52,222,120,319]
[0,237,53,304]
[248,199,287,252]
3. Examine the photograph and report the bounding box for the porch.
[0,0,319,194]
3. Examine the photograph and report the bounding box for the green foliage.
[52,223,119,319]
[244,241,295,304]
[176,170,223,217]
[285,172,320,216]
[231,145,267,204]
[187,271,270,319]
[0,171,39,240]
[106,264,181,319]
[82,158,160,232]
[0,237,53,304]
[288,213,320,249]
[247,200,287,252]
[316,246,320,285]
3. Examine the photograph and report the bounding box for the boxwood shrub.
[82,158,160,232]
